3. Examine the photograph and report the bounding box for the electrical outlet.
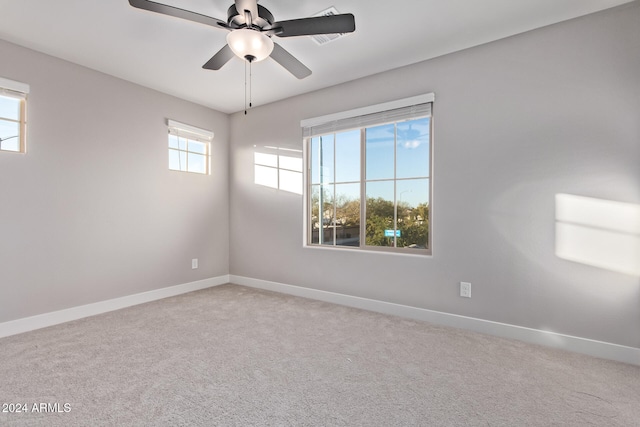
[192,259,198,269]
[460,282,471,298]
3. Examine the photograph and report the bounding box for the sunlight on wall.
[555,194,640,276]
[254,146,303,195]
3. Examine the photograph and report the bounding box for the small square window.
[0,77,28,154]
[167,120,213,175]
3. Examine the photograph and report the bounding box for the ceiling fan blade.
[272,14,355,38]
[129,0,228,29]
[234,0,259,24]
[270,43,312,79]
[202,44,235,70]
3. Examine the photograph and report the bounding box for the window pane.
[365,180,395,247]
[169,149,186,171]
[189,140,207,154]
[279,169,302,195]
[178,137,187,150]
[335,129,360,183]
[279,154,303,172]
[168,134,180,149]
[1,137,19,152]
[255,165,278,189]
[255,152,278,167]
[309,135,335,185]
[0,119,19,151]
[366,123,395,180]
[335,183,360,246]
[187,152,206,174]
[310,185,321,244]
[397,117,430,179]
[310,137,320,184]
[318,134,334,184]
[319,184,335,245]
[0,95,20,121]
[397,179,429,249]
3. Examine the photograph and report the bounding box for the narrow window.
[167,120,213,175]
[0,77,29,153]
[303,95,433,255]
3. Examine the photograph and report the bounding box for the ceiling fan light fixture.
[226,29,274,62]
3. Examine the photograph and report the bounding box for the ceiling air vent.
[311,7,348,45]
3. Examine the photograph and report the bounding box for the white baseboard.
[0,275,230,339]
[4,274,637,366]
[230,275,640,366]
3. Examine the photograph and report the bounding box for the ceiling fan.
[128,0,356,79]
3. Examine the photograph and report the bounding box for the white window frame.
[167,119,213,175]
[302,94,434,256]
[0,77,29,154]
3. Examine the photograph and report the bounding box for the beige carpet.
[0,284,638,426]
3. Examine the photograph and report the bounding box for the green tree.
[365,197,395,246]
[398,203,429,248]
[335,196,360,227]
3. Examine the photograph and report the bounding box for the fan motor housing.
[227,4,274,29]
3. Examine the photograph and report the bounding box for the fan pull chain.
[244,58,254,115]
[244,60,248,115]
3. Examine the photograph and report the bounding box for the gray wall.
[229,4,640,348]
[0,40,229,323]
[1,4,638,350]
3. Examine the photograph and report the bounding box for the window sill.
[303,243,432,258]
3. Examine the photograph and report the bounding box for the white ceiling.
[0,0,633,114]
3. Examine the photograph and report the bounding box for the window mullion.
[393,123,398,248]
[319,137,324,245]
[309,138,315,245]
[185,140,189,172]
[20,99,26,152]
[310,140,314,244]
[333,133,338,246]
[360,128,366,248]
[206,142,210,174]
[318,137,326,245]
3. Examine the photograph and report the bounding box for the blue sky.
[0,95,21,151]
[168,135,208,174]
[310,117,430,208]
[0,95,20,120]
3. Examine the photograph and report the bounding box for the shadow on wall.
[555,193,640,277]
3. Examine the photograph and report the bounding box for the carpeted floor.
[0,284,639,426]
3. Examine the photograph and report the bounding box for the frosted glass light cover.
[226,29,274,62]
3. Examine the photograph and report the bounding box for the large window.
[303,95,433,254]
[168,120,212,174]
[0,77,29,153]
